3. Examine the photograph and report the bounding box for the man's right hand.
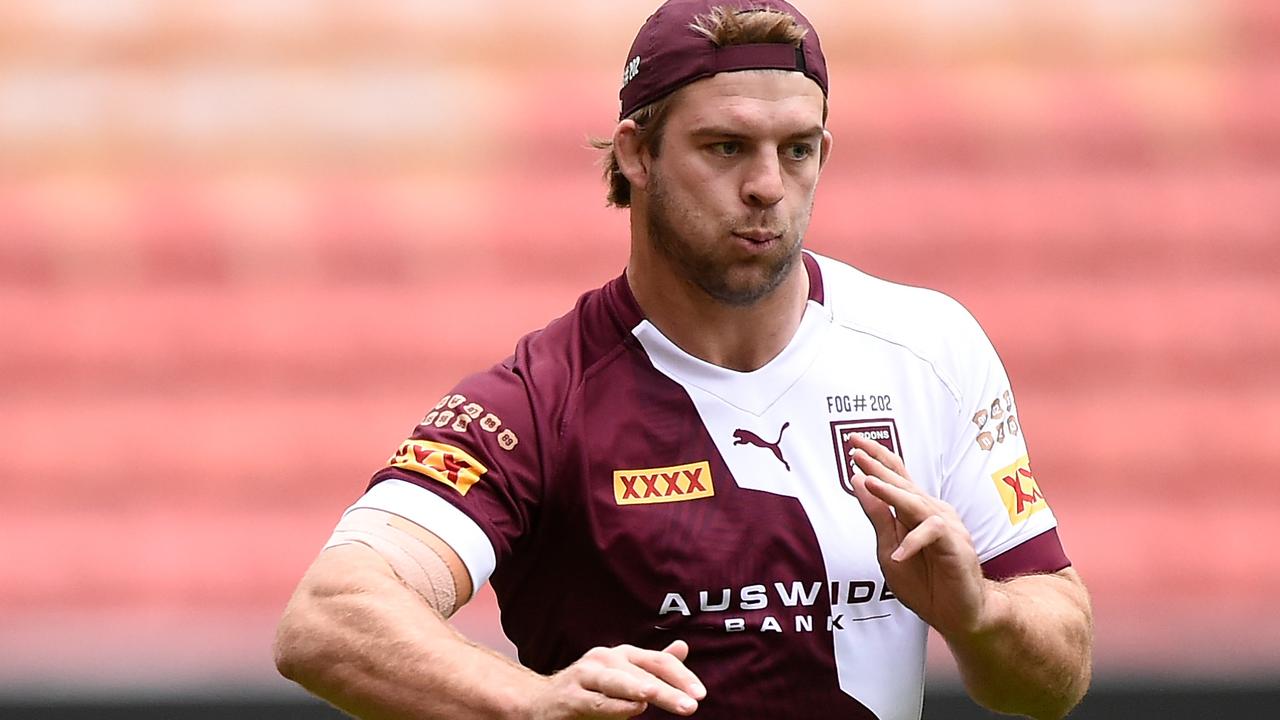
[524,640,706,719]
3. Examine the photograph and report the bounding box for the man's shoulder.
[509,272,640,378]
[809,251,994,395]
[812,252,982,346]
[467,272,641,418]
[401,273,641,478]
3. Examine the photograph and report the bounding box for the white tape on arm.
[333,478,497,599]
[325,507,460,616]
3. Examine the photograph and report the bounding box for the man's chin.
[697,265,792,307]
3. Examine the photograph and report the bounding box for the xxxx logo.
[388,439,487,496]
[613,461,714,506]
[991,454,1048,524]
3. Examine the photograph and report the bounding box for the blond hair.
[592,6,816,208]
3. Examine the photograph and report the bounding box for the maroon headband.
[619,0,829,120]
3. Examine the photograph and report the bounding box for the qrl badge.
[830,418,902,496]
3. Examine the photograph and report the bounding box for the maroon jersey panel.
[528,347,876,718]
[370,273,877,718]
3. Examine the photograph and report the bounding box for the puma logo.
[732,422,791,472]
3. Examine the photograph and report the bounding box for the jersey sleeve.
[365,358,545,593]
[938,305,1071,581]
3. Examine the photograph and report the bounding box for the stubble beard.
[645,172,804,308]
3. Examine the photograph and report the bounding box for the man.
[274,2,1093,718]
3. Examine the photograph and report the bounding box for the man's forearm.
[274,544,540,720]
[944,568,1093,720]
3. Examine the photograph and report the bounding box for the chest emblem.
[830,418,903,496]
[732,422,791,472]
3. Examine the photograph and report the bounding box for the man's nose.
[741,150,785,207]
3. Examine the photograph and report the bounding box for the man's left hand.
[846,433,993,638]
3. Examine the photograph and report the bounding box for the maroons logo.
[830,418,902,496]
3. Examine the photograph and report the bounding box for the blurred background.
[2,0,1278,717]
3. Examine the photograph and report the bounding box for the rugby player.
[275,1,1093,718]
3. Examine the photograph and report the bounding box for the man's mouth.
[732,230,783,244]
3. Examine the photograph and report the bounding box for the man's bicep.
[1041,567,1089,602]
[324,505,477,616]
[343,478,499,598]
[1001,567,1092,617]
[381,510,474,606]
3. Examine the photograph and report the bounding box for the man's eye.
[710,141,741,156]
[787,143,814,160]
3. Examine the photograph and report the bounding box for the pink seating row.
[1,166,1276,287]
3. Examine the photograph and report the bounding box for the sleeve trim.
[980,527,1071,581]
[347,478,497,597]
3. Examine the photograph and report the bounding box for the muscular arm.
[943,568,1093,719]
[274,511,704,720]
[275,542,538,719]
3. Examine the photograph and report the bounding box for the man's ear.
[613,119,651,192]
[819,128,833,169]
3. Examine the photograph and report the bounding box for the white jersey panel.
[633,252,1063,719]
[813,254,1060,565]
[635,299,937,720]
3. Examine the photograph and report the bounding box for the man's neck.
[625,255,810,373]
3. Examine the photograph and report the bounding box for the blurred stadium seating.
[1,0,1278,712]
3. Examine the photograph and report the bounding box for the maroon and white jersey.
[354,251,1069,720]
